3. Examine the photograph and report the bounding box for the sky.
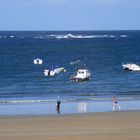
[0,0,140,30]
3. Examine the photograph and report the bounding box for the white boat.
[70,69,91,82]
[44,67,66,76]
[122,63,140,71]
[33,58,43,64]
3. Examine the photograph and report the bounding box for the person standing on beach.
[56,96,61,114]
[112,96,121,111]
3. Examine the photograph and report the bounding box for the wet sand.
[0,111,140,140]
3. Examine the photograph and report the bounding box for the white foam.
[120,35,128,38]
[48,34,123,39]
[10,35,14,38]
[0,96,137,105]
[0,99,52,104]
[34,36,44,39]
[108,35,115,38]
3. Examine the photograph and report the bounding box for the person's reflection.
[78,102,87,113]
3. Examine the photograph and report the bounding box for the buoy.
[33,59,43,64]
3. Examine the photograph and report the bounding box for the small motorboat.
[33,58,43,64]
[70,69,91,82]
[44,67,66,76]
[122,63,140,71]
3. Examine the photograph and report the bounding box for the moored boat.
[33,58,43,64]
[44,67,66,76]
[122,63,140,71]
[70,69,91,82]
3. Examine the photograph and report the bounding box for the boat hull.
[70,77,90,82]
[122,63,140,71]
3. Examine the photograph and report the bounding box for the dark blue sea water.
[0,31,140,103]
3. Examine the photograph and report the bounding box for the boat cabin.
[70,69,91,82]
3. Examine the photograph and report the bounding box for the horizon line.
[0,29,140,32]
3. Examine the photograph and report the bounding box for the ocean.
[0,31,140,115]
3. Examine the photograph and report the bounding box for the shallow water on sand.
[0,100,140,116]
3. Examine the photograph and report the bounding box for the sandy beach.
[0,111,140,140]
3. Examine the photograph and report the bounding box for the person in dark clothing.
[56,100,61,114]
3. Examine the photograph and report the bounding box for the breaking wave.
[0,96,138,104]
[47,34,129,39]
[0,33,129,40]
